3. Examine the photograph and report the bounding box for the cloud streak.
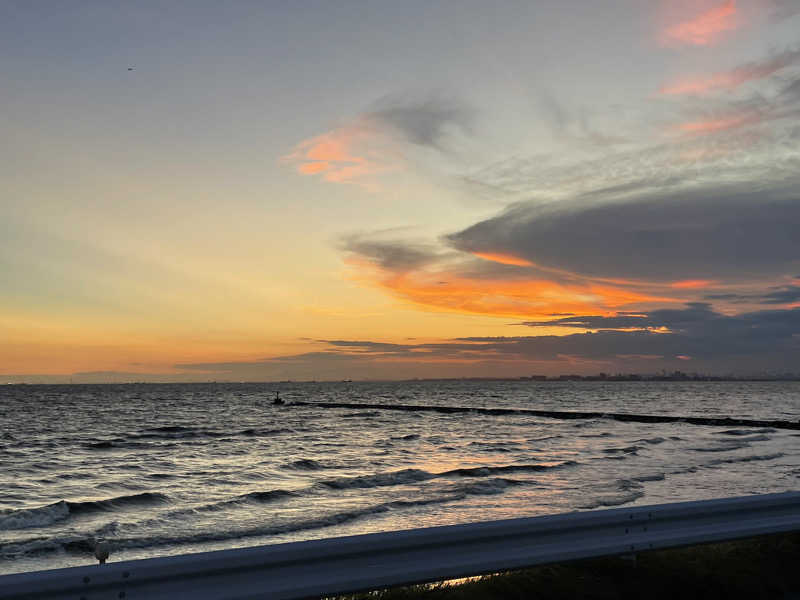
[659,49,800,95]
[284,95,474,185]
[283,122,390,185]
[661,0,738,46]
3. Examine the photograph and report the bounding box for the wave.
[468,441,521,453]
[341,411,381,418]
[715,428,776,436]
[0,502,70,531]
[441,462,575,477]
[2,486,513,559]
[164,489,300,518]
[602,445,642,455]
[318,461,574,490]
[80,426,295,450]
[578,479,645,510]
[456,477,523,495]
[84,439,155,450]
[0,493,168,531]
[68,492,168,514]
[320,468,434,489]
[528,435,563,442]
[282,459,327,470]
[708,452,784,466]
[633,437,666,445]
[690,441,751,452]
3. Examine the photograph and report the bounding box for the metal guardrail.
[1,491,798,600]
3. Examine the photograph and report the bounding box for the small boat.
[273,391,284,405]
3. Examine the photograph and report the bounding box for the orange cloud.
[345,256,675,320]
[472,252,534,267]
[283,122,396,185]
[670,279,716,289]
[298,161,330,175]
[662,0,738,46]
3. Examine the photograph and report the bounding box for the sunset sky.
[2,0,800,382]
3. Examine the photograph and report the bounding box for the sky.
[2,0,799,382]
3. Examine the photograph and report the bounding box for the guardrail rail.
[1,491,798,600]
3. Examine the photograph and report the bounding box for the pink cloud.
[675,111,762,134]
[660,50,800,95]
[662,0,738,46]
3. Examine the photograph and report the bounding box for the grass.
[335,532,800,600]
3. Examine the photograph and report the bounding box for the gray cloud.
[762,286,800,304]
[460,304,800,367]
[521,303,746,332]
[770,0,800,22]
[339,233,443,271]
[537,91,628,147]
[705,285,800,305]
[366,94,474,151]
[446,180,800,282]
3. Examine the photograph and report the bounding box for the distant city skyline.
[2,1,799,382]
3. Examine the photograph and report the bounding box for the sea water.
[1,380,798,575]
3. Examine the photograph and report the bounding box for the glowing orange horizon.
[662,0,737,46]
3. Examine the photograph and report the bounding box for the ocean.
[1,380,798,576]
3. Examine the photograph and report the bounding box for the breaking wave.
[0,493,167,531]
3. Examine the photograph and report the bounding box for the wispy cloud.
[705,282,800,306]
[366,95,474,151]
[670,72,800,136]
[675,111,763,134]
[339,233,444,272]
[284,95,474,185]
[659,49,800,95]
[769,0,800,22]
[283,121,391,185]
[661,0,738,46]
